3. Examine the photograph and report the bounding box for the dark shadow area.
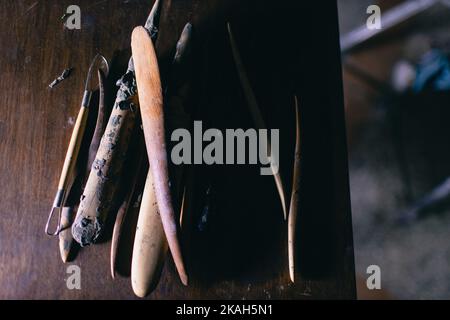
[181,0,348,285]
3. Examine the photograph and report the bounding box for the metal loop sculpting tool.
[45,54,109,236]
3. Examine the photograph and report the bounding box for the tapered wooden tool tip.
[110,199,128,279]
[59,242,70,263]
[111,248,116,278]
[289,266,295,283]
[59,237,71,263]
[131,26,162,111]
[181,273,189,286]
[59,207,74,263]
[132,286,147,299]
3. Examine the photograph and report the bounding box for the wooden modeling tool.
[58,69,109,263]
[110,139,145,278]
[131,170,168,297]
[288,95,301,283]
[227,23,288,220]
[131,26,188,286]
[131,22,193,296]
[46,54,109,236]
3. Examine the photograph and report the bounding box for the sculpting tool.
[131,25,188,286]
[131,22,193,295]
[288,95,301,283]
[227,23,288,220]
[46,54,109,236]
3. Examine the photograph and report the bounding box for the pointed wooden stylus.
[288,95,301,283]
[227,23,288,220]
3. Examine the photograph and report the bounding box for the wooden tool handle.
[57,105,89,192]
[131,169,168,297]
[47,103,89,236]
[132,26,188,285]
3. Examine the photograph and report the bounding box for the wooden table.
[0,0,356,299]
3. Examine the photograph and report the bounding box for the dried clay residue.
[115,71,137,110]
[71,216,102,247]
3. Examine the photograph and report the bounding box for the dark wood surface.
[0,0,355,299]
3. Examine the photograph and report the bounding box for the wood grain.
[0,0,355,299]
[288,96,301,283]
[131,169,168,297]
[132,26,188,286]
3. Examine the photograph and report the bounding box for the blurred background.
[338,0,450,299]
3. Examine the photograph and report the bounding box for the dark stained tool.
[86,69,108,176]
[288,95,301,283]
[110,136,146,278]
[131,26,188,286]
[71,0,162,247]
[227,23,288,220]
[46,54,109,236]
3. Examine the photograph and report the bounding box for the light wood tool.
[58,207,74,262]
[131,22,193,296]
[131,26,188,286]
[131,169,168,297]
[288,95,301,283]
[46,54,109,236]
[227,23,288,220]
[109,0,163,279]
